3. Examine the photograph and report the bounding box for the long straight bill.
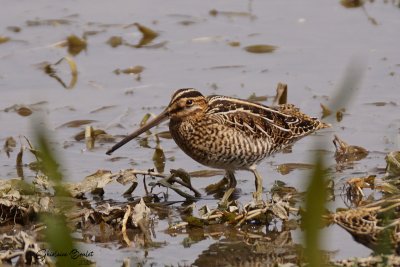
[106,109,169,155]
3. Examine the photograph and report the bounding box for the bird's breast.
[168,118,272,170]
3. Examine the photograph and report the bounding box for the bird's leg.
[249,165,263,204]
[218,170,237,208]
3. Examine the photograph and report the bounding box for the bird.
[328,196,400,254]
[106,88,329,207]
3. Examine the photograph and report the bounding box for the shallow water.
[1,0,400,266]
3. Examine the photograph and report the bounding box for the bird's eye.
[186,99,193,106]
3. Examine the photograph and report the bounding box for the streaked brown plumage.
[106,88,329,206]
[328,197,400,254]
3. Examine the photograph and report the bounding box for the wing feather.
[206,96,325,141]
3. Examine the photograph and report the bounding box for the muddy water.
[1,0,400,266]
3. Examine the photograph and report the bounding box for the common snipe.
[106,88,329,206]
[328,196,400,254]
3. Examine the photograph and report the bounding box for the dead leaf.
[320,103,332,118]
[140,113,151,127]
[17,106,33,117]
[107,36,123,47]
[26,18,71,26]
[66,35,87,56]
[4,137,16,157]
[336,110,344,122]
[7,26,21,33]
[247,93,268,102]
[244,45,277,54]
[85,126,95,150]
[134,23,158,47]
[113,65,144,75]
[276,163,314,175]
[90,105,116,114]
[341,0,364,8]
[273,82,288,105]
[96,134,116,143]
[333,135,369,163]
[209,9,256,19]
[153,145,166,173]
[227,41,240,47]
[16,146,24,178]
[74,129,106,141]
[156,131,172,139]
[131,198,151,227]
[365,101,397,107]
[65,170,113,197]
[0,36,10,44]
[58,120,97,128]
[40,56,78,89]
[115,169,138,185]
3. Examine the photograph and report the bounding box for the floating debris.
[0,36,10,44]
[66,34,87,56]
[89,105,116,113]
[366,101,397,107]
[209,9,256,19]
[272,82,288,106]
[3,104,40,117]
[16,106,33,117]
[320,103,345,121]
[247,93,268,102]
[208,65,245,70]
[244,44,277,54]
[6,26,21,33]
[345,175,376,202]
[57,119,97,128]
[320,103,332,118]
[113,65,144,75]
[340,0,364,8]
[276,163,314,175]
[333,135,369,163]
[74,127,115,147]
[85,126,95,150]
[16,146,24,178]
[26,18,71,26]
[133,23,159,48]
[156,130,172,139]
[65,170,113,197]
[3,136,16,158]
[152,144,166,173]
[106,36,123,47]
[40,56,78,89]
[227,41,240,47]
